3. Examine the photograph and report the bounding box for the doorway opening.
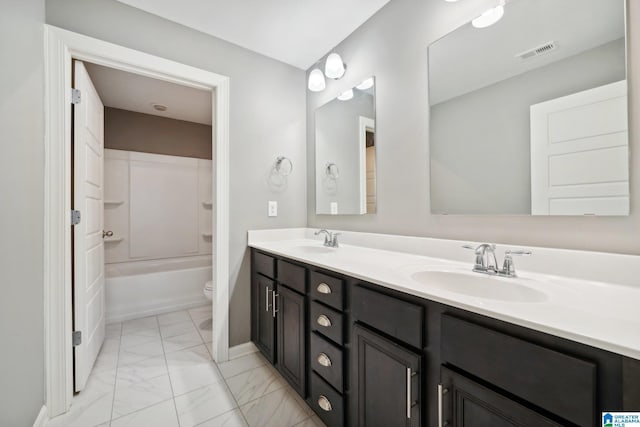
[71,59,216,395]
[44,26,230,419]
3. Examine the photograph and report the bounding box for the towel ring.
[325,162,340,179]
[274,156,293,176]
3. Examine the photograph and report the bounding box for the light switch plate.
[330,202,338,215]
[268,201,278,217]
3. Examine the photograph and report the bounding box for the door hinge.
[71,88,81,105]
[73,330,82,347]
[71,209,81,225]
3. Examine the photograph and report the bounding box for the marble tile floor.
[46,306,326,427]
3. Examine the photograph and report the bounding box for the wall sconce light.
[324,53,346,79]
[307,52,347,92]
[308,68,326,92]
[337,89,354,101]
[472,0,506,28]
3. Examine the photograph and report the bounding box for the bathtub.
[105,255,212,323]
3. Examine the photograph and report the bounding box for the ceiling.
[429,0,625,105]
[85,62,212,125]
[115,0,391,69]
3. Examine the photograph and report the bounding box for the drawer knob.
[317,352,332,367]
[316,314,332,327]
[318,395,333,412]
[317,282,332,294]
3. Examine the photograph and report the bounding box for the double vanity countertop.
[248,229,640,360]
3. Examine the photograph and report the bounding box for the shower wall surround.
[306,0,640,255]
[104,149,213,264]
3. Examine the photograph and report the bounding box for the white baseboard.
[33,406,47,427]
[228,342,258,360]
[106,297,209,324]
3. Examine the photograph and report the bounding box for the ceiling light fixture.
[337,89,354,101]
[325,53,346,79]
[356,77,374,90]
[308,68,326,92]
[472,1,505,28]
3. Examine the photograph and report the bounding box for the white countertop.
[248,231,640,360]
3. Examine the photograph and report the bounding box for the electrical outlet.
[330,202,338,215]
[268,201,278,217]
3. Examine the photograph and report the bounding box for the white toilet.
[204,280,214,300]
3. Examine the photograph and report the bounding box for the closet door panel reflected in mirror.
[315,77,376,215]
[428,0,629,216]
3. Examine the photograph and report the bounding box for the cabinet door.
[277,285,307,397]
[253,274,276,363]
[440,366,562,427]
[352,324,421,427]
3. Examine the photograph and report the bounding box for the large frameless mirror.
[428,0,628,215]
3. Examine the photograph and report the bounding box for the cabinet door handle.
[406,368,411,419]
[272,292,279,318]
[265,286,271,312]
[317,352,332,367]
[316,282,332,294]
[316,314,332,327]
[318,395,332,412]
[438,383,449,427]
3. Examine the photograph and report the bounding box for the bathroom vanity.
[249,231,640,427]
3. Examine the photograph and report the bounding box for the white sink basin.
[411,270,548,303]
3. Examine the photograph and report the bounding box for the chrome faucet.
[463,244,531,277]
[315,229,340,248]
[464,243,499,274]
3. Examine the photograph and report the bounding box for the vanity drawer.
[310,271,344,310]
[277,259,306,294]
[311,332,344,392]
[253,252,275,279]
[441,315,596,427]
[310,301,344,345]
[352,285,423,349]
[310,372,344,427]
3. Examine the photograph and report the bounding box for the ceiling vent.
[515,41,557,60]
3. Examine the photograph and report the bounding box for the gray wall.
[307,0,640,255]
[105,107,213,159]
[431,39,626,214]
[0,0,46,425]
[46,0,307,346]
[316,92,374,214]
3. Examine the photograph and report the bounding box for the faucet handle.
[462,244,476,250]
[505,249,532,256]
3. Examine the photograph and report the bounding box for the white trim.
[33,406,48,427]
[43,25,231,417]
[228,342,259,360]
[358,116,375,214]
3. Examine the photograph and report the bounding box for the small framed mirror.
[315,77,377,215]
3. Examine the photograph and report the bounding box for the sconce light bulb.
[308,68,326,92]
[337,89,354,101]
[356,77,374,90]
[472,2,505,28]
[325,53,346,79]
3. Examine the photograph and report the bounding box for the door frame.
[43,25,231,417]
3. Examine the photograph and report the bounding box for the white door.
[73,60,106,392]
[530,80,629,215]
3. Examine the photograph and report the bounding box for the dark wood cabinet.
[440,366,562,427]
[276,284,307,396]
[251,249,639,427]
[351,324,421,427]
[253,274,276,363]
